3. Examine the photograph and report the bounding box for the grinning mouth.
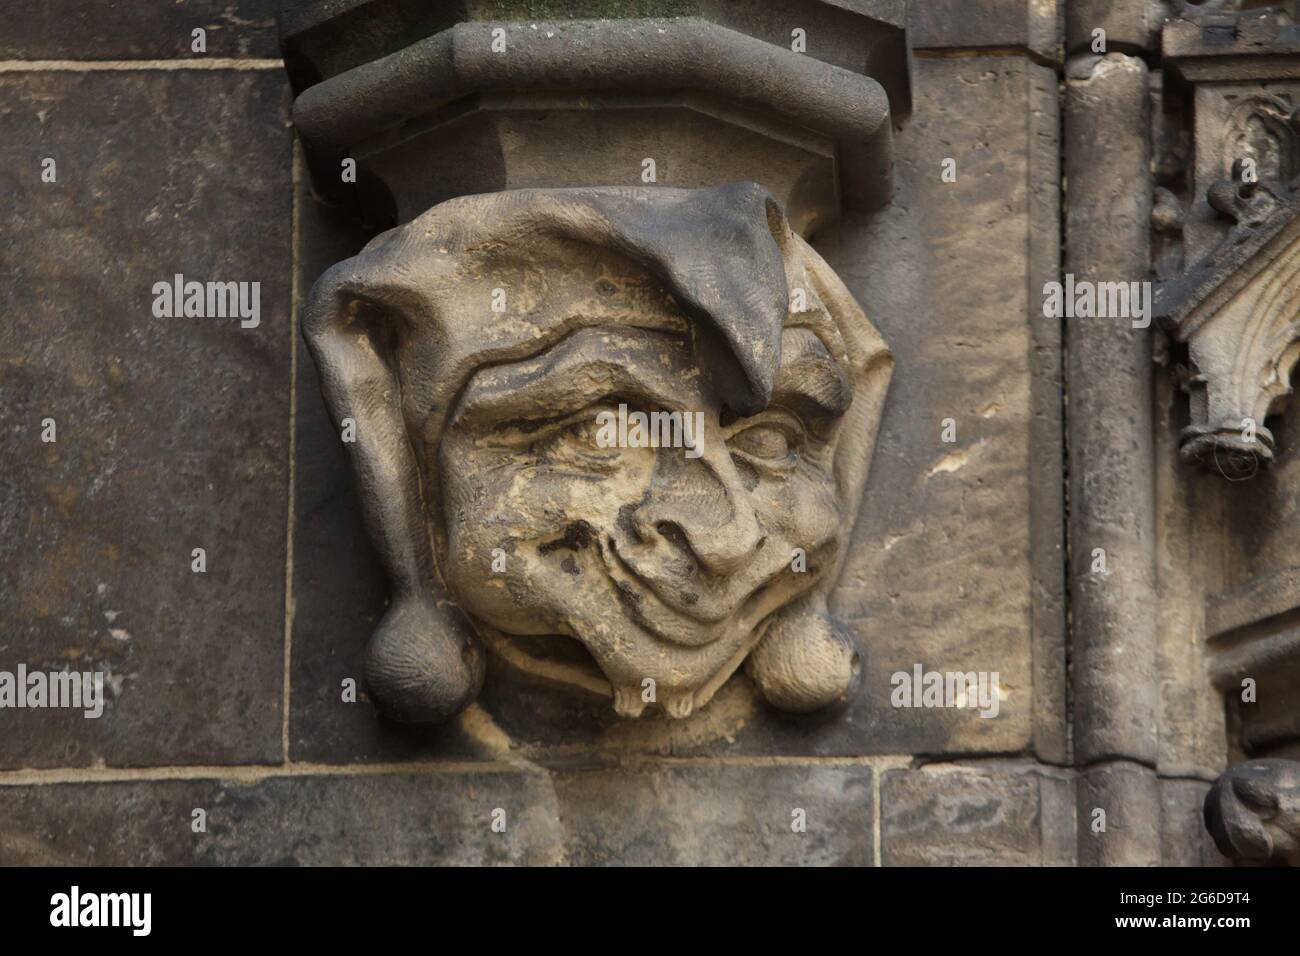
[597,534,729,646]
[597,534,792,648]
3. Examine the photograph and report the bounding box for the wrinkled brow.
[450,327,700,428]
[450,325,850,430]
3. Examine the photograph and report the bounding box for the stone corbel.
[280,1,911,230]
[1155,171,1300,478]
[279,1,910,725]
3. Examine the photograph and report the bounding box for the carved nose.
[632,481,766,577]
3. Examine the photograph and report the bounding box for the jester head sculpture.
[304,182,891,724]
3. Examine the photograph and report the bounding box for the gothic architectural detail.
[282,2,911,727]
[304,183,892,723]
[1219,95,1300,185]
[1205,760,1300,865]
[1156,90,1300,478]
[29,0,1300,870]
[281,1,910,230]
[1164,8,1300,84]
[1156,177,1300,476]
[1204,566,1300,801]
[1147,2,1300,867]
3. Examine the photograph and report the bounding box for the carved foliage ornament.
[304,182,892,723]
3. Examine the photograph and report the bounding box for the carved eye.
[490,404,617,452]
[728,423,793,461]
[532,408,623,472]
[559,416,606,448]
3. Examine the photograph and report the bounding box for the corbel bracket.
[278,0,912,230]
[1156,173,1300,478]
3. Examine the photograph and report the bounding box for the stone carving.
[1205,759,1300,865]
[303,182,892,723]
[1155,171,1300,477]
[1220,95,1300,187]
[287,15,903,224]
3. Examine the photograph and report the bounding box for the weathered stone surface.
[10,0,1300,872]
[1206,550,1300,765]
[1066,0,1162,55]
[280,0,910,90]
[289,16,898,215]
[0,770,563,865]
[827,55,1063,759]
[1185,82,1300,265]
[1154,446,1242,863]
[285,53,1062,762]
[1027,52,1068,767]
[1161,777,1225,866]
[880,763,1075,866]
[1076,762,1160,866]
[1203,759,1300,865]
[1154,82,1300,791]
[0,71,292,767]
[0,764,872,865]
[286,152,471,763]
[1156,89,1300,476]
[1153,365,1229,782]
[302,182,891,726]
[285,54,1062,762]
[0,1,280,59]
[1065,53,1158,770]
[1164,12,1300,84]
[1149,14,1300,860]
[553,763,874,865]
[350,97,842,235]
[910,0,1060,62]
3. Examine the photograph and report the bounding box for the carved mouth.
[597,534,797,648]
[596,535,718,646]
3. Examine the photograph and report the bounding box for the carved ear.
[302,256,484,724]
[749,235,892,715]
[793,233,893,582]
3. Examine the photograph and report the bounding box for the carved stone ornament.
[1205,759,1300,865]
[1155,169,1300,478]
[303,182,892,723]
[282,8,907,227]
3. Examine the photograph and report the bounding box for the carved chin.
[471,587,856,721]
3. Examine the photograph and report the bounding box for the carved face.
[439,324,847,717]
[303,183,891,723]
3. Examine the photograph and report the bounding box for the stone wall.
[0,0,1270,866]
